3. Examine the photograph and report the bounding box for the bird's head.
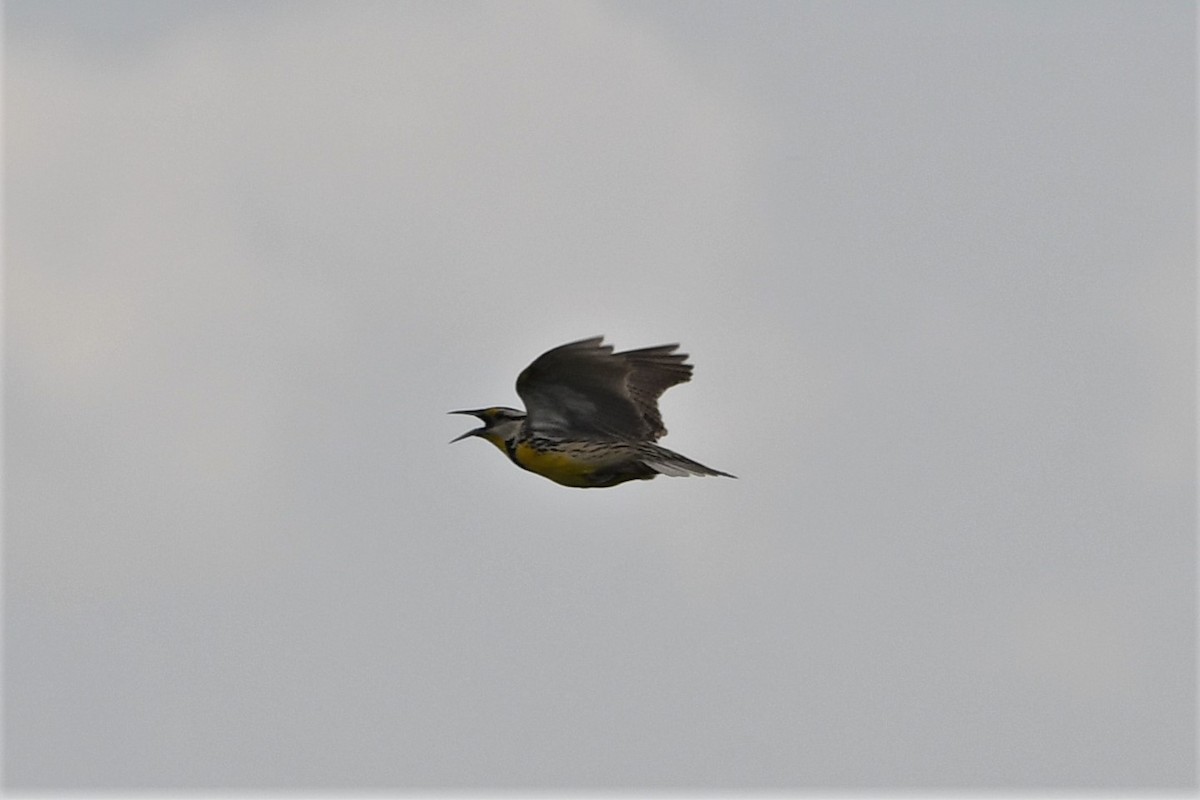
[448,407,525,450]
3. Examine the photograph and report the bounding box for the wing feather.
[516,336,692,440]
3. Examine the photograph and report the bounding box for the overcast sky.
[5,0,1195,792]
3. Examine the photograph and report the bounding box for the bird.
[450,336,736,488]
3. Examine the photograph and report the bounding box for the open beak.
[448,409,486,443]
[449,428,483,443]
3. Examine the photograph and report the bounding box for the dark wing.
[618,343,693,439]
[516,336,692,440]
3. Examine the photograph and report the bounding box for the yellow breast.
[512,441,599,487]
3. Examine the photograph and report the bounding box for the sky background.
[5,0,1196,792]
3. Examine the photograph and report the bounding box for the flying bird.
[450,336,735,488]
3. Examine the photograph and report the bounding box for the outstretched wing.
[516,336,692,440]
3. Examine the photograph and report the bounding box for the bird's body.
[451,336,735,488]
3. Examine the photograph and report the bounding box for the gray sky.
[5,0,1195,791]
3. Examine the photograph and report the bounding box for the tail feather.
[639,444,736,479]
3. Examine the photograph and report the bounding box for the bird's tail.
[636,443,736,479]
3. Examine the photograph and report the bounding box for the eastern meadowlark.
[450,336,736,488]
